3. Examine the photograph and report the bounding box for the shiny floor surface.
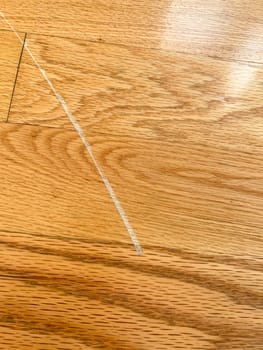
[0,1,262,349]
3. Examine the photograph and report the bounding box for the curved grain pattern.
[7,33,263,253]
[0,230,262,349]
[8,48,68,127]
[8,34,263,149]
[1,4,263,348]
[0,123,132,243]
[1,1,263,60]
[84,135,263,250]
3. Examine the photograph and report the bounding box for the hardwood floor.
[0,123,131,243]
[0,31,24,121]
[1,0,263,61]
[8,33,263,247]
[0,1,262,349]
[0,230,262,349]
[8,34,263,138]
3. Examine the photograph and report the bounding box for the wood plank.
[8,48,68,127]
[8,34,263,251]
[0,122,134,245]
[0,230,262,349]
[0,31,25,121]
[1,0,263,60]
[86,134,263,251]
[1,3,262,349]
[8,34,263,149]
[0,6,262,348]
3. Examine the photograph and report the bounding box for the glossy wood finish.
[0,123,130,243]
[87,135,263,249]
[8,34,263,144]
[1,0,263,61]
[0,230,262,349]
[0,31,24,121]
[0,1,263,349]
[8,34,263,249]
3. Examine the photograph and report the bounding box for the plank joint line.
[6,31,27,122]
[0,11,143,256]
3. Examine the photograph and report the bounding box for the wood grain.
[85,134,263,251]
[0,31,24,121]
[8,34,263,250]
[0,122,133,244]
[0,230,262,349]
[1,3,263,348]
[8,34,263,149]
[1,0,263,61]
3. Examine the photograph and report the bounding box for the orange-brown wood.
[8,34,263,250]
[8,34,263,146]
[0,230,262,349]
[0,31,24,121]
[0,1,262,349]
[0,122,131,243]
[1,0,263,61]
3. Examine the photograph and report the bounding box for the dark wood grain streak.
[0,230,262,349]
[0,2,263,348]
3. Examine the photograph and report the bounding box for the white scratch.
[0,11,143,255]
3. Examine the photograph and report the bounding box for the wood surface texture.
[0,31,24,121]
[0,123,131,243]
[1,0,263,61]
[8,34,263,248]
[0,229,262,350]
[0,1,262,349]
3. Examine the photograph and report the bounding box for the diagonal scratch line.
[0,11,143,255]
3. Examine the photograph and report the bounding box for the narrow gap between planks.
[0,11,143,255]
[6,32,27,122]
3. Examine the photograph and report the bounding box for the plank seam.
[6,32,27,122]
[0,11,143,256]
